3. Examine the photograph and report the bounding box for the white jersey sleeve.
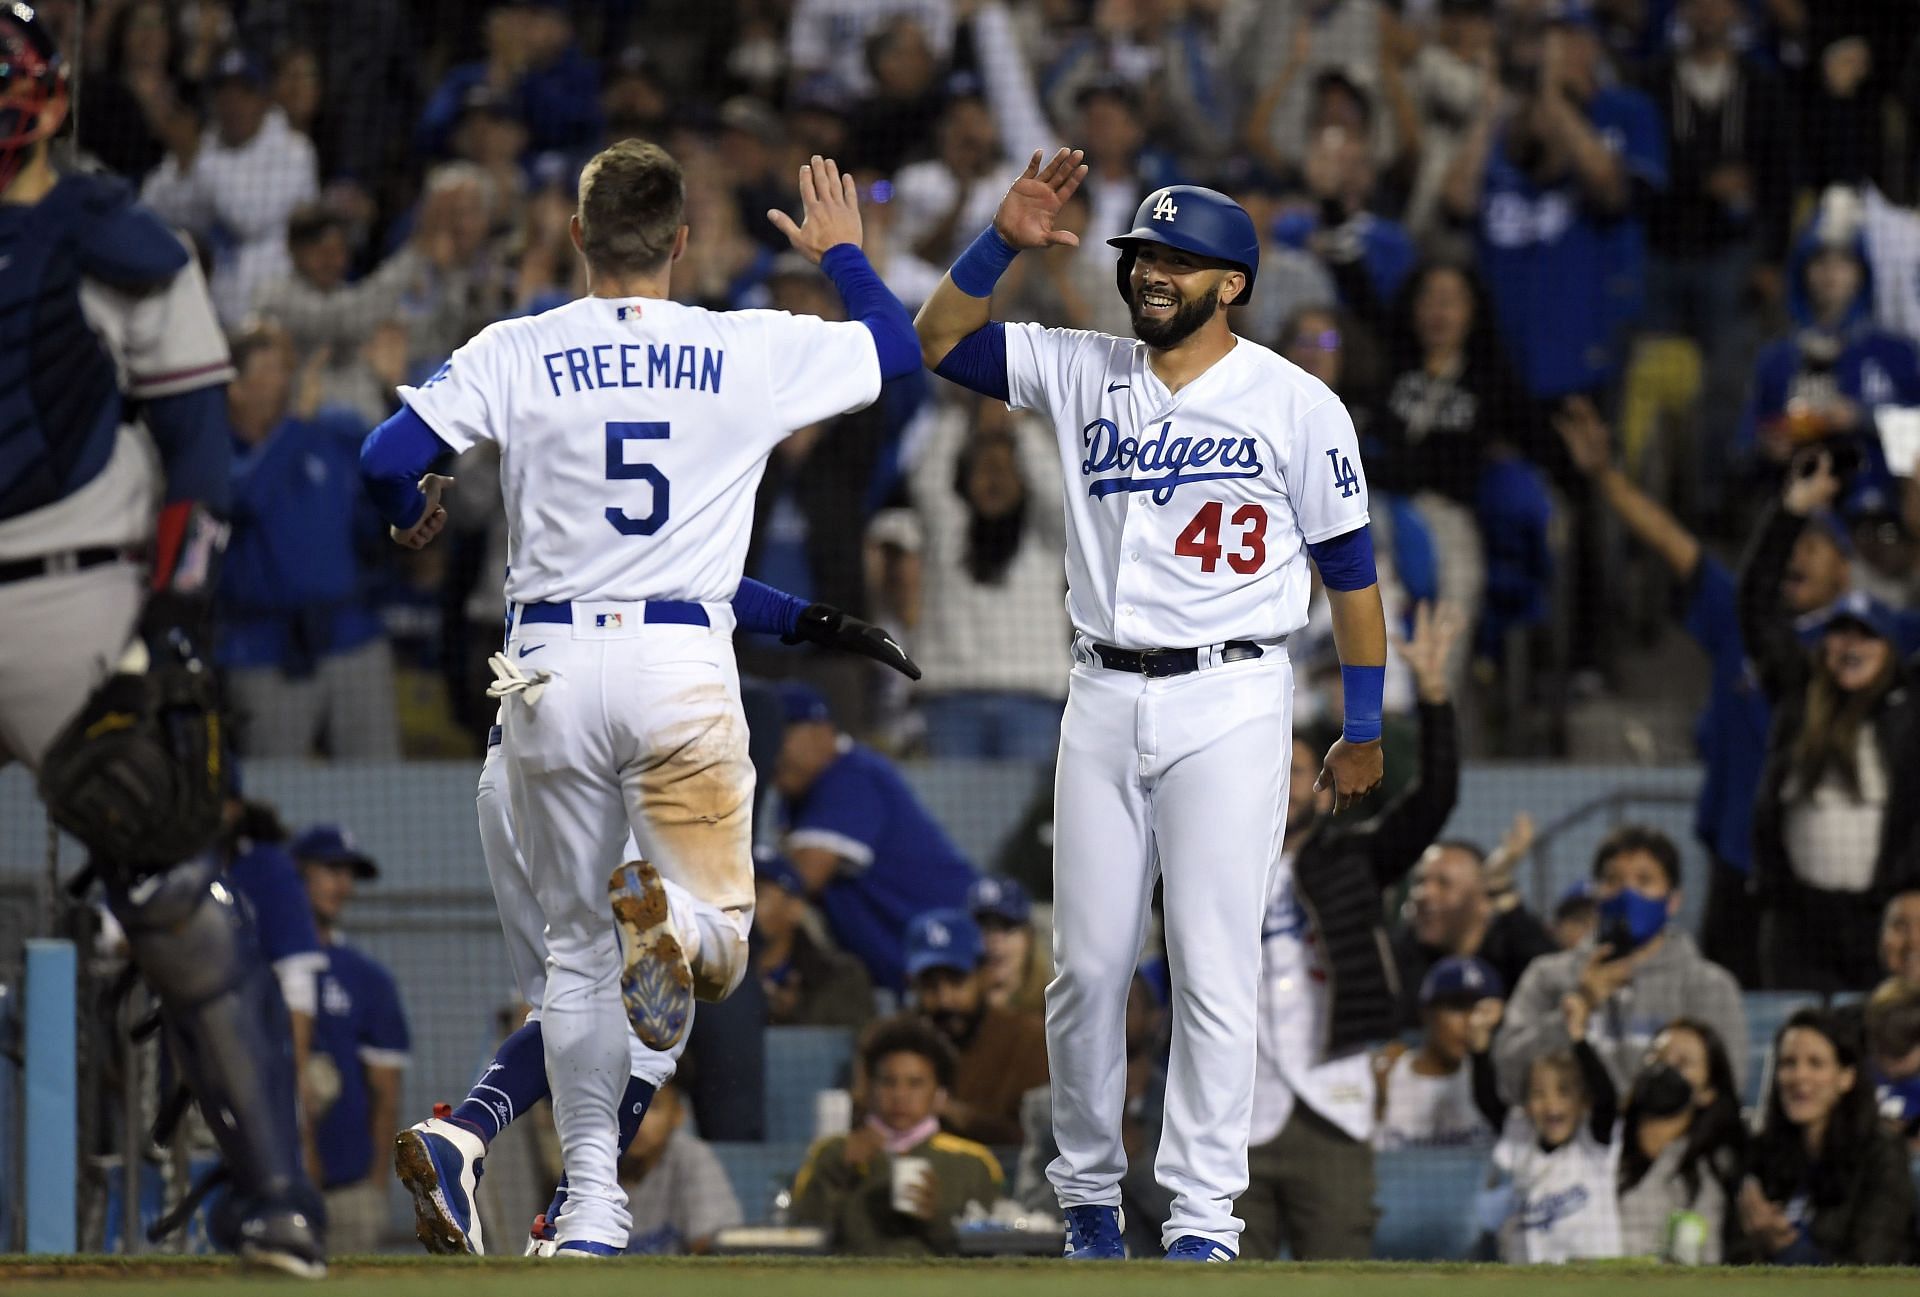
[1004,321,1106,421]
[397,330,505,453]
[1282,395,1370,544]
[80,251,235,399]
[752,310,883,430]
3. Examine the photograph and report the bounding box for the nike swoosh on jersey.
[518,643,546,658]
[1107,381,1129,392]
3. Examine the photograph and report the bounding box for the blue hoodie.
[1739,224,1920,453]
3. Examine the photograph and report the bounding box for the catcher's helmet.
[0,3,69,191]
[1108,185,1260,307]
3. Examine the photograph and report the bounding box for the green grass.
[4,1256,1919,1297]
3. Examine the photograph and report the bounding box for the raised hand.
[1783,444,1844,517]
[1392,601,1464,705]
[1553,396,1612,479]
[767,155,863,264]
[993,148,1088,252]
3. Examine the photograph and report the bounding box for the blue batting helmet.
[1108,185,1260,307]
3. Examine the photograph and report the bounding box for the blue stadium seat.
[1371,1145,1491,1261]
[711,1140,817,1225]
[1742,991,1820,1109]
[763,1026,856,1143]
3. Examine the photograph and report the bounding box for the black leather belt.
[1091,640,1264,678]
[0,546,130,586]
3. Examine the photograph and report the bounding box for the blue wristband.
[1341,664,1385,744]
[950,225,1019,298]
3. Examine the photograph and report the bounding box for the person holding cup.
[792,1016,1004,1255]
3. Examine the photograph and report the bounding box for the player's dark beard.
[1131,281,1222,350]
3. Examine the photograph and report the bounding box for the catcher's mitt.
[786,602,922,680]
[38,631,226,869]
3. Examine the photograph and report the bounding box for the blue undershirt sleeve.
[732,578,807,638]
[932,322,1010,402]
[141,386,231,514]
[1305,523,1377,591]
[819,244,921,381]
[359,405,456,530]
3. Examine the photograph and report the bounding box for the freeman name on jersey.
[541,342,725,398]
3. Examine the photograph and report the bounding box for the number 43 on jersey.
[1175,501,1266,574]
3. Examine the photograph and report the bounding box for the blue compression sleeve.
[933,322,1010,401]
[1305,524,1377,591]
[950,225,1019,297]
[360,404,456,529]
[820,244,920,381]
[733,577,807,637]
[142,386,231,514]
[1341,665,1385,744]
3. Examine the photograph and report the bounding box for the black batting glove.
[784,603,922,681]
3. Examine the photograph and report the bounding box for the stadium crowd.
[34,0,1920,1267]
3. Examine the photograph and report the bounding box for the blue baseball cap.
[289,824,379,880]
[775,680,833,726]
[967,876,1032,926]
[904,908,983,980]
[1420,955,1503,1006]
[1795,589,1902,646]
[211,48,268,90]
[753,845,806,896]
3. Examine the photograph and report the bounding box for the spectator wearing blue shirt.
[774,682,978,991]
[1555,399,1856,988]
[292,823,409,1253]
[415,0,601,163]
[219,325,399,758]
[1442,10,1668,403]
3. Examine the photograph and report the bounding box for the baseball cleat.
[233,1206,326,1279]
[555,1239,623,1257]
[1062,1204,1126,1259]
[611,860,693,1050]
[1164,1235,1236,1261]
[525,1211,558,1258]
[393,1105,487,1255]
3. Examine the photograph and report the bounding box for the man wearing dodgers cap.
[905,908,1049,1146]
[773,681,978,990]
[754,846,875,1029]
[1374,956,1507,1153]
[968,875,1050,1014]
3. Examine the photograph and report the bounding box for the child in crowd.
[618,1082,743,1255]
[1375,955,1506,1150]
[791,1015,1003,1255]
[1490,991,1622,1263]
[1550,882,1599,952]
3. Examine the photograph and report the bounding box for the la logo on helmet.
[1151,191,1179,221]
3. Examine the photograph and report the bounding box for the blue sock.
[617,1074,658,1154]
[448,1020,549,1145]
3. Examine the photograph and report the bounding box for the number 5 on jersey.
[606,421,669,536]
[1175,501,1267,574]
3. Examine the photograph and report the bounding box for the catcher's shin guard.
[105,856,324,1263]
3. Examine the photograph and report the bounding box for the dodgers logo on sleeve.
[1326,447,1359,499]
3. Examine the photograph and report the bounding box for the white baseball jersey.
[1493,1111,1623,1263]
[1005,326,1369,649]
[1374,1051,1494,1151]
[397,296,882,606]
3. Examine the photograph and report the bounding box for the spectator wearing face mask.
[1740,449,1920,994]
[1495,826,1747,1102]
[1615,1018,1745,1263]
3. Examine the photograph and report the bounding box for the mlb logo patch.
[596,612,624,629]
[616,304,641,321]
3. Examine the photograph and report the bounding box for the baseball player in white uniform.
[914,149,1389,1260]
[359,140,921,1254]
